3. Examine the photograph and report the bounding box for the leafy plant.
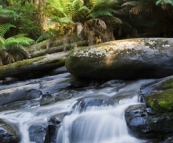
[0,23,16,37]
[0,5,17,20]
[88,0,118,18]
[0,24,34,66]
[7,1,42,39]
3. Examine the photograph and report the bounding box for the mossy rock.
[146,89,173,113]
[160,78,173,90]
[66,38,173,80]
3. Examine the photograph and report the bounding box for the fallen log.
[30,40,87,58]
[0,52,69,80]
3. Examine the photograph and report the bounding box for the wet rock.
[66,38,173,80]
[2,77,19,84]
[29,125,47,143]
[47,113,66,143]
[0,119,19,143]
[125,104,153,138]
[73,96,114,112]
[125,104,173,140]
[49,66,67,75]
[163,136,173,143]
[0,73,73,107]
[148,114,173,133]
[0,85,42,106]
[140,75,173,98]
[0,100,40,112]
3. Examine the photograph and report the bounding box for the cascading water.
[56,99,143,143]
[0,73,153,143]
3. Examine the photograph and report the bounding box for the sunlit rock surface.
[66,38,173,79]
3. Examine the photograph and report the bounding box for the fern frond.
[58,17,74,23]
[72,0,84,11]
[5,36,34,49]
[72,6,91,22]
[0,5,17,19]
[156,0,173,6]
[0,37,5,50]
[89,0,117,18]
[129,3,154,14]
[89,8,115,18]
[47,4,66,17]
[0,23,16,37]
[121,1,142,7]
[36,32,53,43]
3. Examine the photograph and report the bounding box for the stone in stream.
[29,125,47,143]
[0,119,19,143]
[47,113,66,143]
[125,75,173,142]
[66,38,173,80]
[72,96,114,112]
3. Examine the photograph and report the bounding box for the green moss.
[160,78,173,90]
[146,89,173,113]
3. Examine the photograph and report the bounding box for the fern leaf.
[36,32,53,43]
[156,0,173,5]
[0,23,16,37]
[5,36,34,49]
[58,17,74,23]
[89,8,115,18]
[72,0,84,11]
[72,6,91,22]
[121,1,142,7]
[89,0,118,18]
[0,37,5,50]
[0,5,17,19]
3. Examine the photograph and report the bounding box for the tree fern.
[72,6,91,22]
[5,35,34,49]
[88,0,118,18]
[0,5,17,20]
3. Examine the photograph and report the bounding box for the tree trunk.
[30,40,87,58]
[0,52,69,80]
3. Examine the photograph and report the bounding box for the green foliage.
[8,1,42,39]
[36,28,57,43]
[0,5,17,20]
[156,0,173,5]
[0,21,34,65]
[4,34,34,50]
[88,0,117,18]
[0,23,16,37]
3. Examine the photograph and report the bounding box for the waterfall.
[0,77,152,143]
[56,96,145,143]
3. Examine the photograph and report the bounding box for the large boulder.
[66,38,173,80]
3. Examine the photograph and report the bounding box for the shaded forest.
[0,0,173,66]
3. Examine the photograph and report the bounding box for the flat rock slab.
[66,38,173,80]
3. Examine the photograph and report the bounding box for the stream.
[0,71,154,143]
